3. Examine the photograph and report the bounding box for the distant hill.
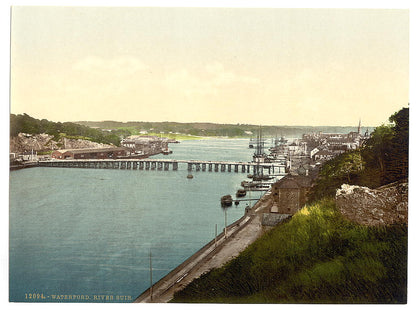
[10,113,373,147]
[76,120,372,138]
[10,113,121,146]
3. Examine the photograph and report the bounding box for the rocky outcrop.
[261,213,292,226]
[10,133,113,153]
[335,182,408,226]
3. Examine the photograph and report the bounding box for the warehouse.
[52,147,128,159]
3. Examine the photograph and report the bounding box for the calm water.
[9,139,267,302]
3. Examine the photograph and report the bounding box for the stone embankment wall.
[335,182,408,226]
[10,133,113,153]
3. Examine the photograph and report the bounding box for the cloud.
[165,62,260,97]
[165,69,216,96]
[206,62,260,86]
[73,56,148,76]
[66,55,150,97]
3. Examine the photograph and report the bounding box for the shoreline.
[134,189,273,303]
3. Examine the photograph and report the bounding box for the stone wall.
[335,182,408,226]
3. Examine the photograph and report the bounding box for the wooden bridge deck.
[38,158,286,174]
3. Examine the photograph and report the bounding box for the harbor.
[135,188,275,303]
[9,138,271,302]
[9,125,367,302]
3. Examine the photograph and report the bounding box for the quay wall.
[134,190,272,302]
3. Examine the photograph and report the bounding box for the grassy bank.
[151,133,210,141]
[171,199,407,303]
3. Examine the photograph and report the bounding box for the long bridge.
[38,158,286,175]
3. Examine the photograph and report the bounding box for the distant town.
[10,114,368,177]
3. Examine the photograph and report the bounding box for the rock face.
[335,182,408,226]
[10,133,113,153]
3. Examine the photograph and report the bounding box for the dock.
[38,159,286,175]
[134,189,274,303]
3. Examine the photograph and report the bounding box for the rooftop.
[60,147,127,154]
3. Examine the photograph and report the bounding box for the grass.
[171,199,407,303]
[157,133,210,141]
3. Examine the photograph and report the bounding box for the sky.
[9,5,409,126]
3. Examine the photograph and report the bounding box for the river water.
[9,138,270,302]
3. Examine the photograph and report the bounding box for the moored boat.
[236,189,246,197]
[221,195,233,207]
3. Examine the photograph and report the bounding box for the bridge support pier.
[145,162,150,170]
[151,162,156,170]
[242,165,246,173]
[173,162,178,170]
[208,163,212,172]
[215,164,219,172]
[221,164,226,172]
[133,162,138,170]
[188,163,192,171]
[234,164,238,172]
[202,163,206,171]
[157,162,163,171]
[227,164,232,172]
[196,163,201,171]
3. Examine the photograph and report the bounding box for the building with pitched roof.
[270,174,313,214]
[52,147,128,159]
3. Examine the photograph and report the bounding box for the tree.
[309,150,365,201]
[361,125,394,176]
[386,107,409,182]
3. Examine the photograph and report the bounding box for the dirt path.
[134,191,272,303]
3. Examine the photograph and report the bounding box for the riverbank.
[134,190,273,303]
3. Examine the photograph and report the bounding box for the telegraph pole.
[249,188,252,208]
[149,249,153,301]
[224,208,227,239]
[215,224,218,247]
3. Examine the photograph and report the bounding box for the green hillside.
[171,107,408,303]
[172,199,407,303]
[10,113,121,146]
[76,120,367,138]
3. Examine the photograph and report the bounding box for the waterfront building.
[270,174,313,214]
[121,136,169,156]
[52,147,128,159]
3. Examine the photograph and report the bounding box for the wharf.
[38,158,286,175]
[134,190,273,303]
[10,161,38,171]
